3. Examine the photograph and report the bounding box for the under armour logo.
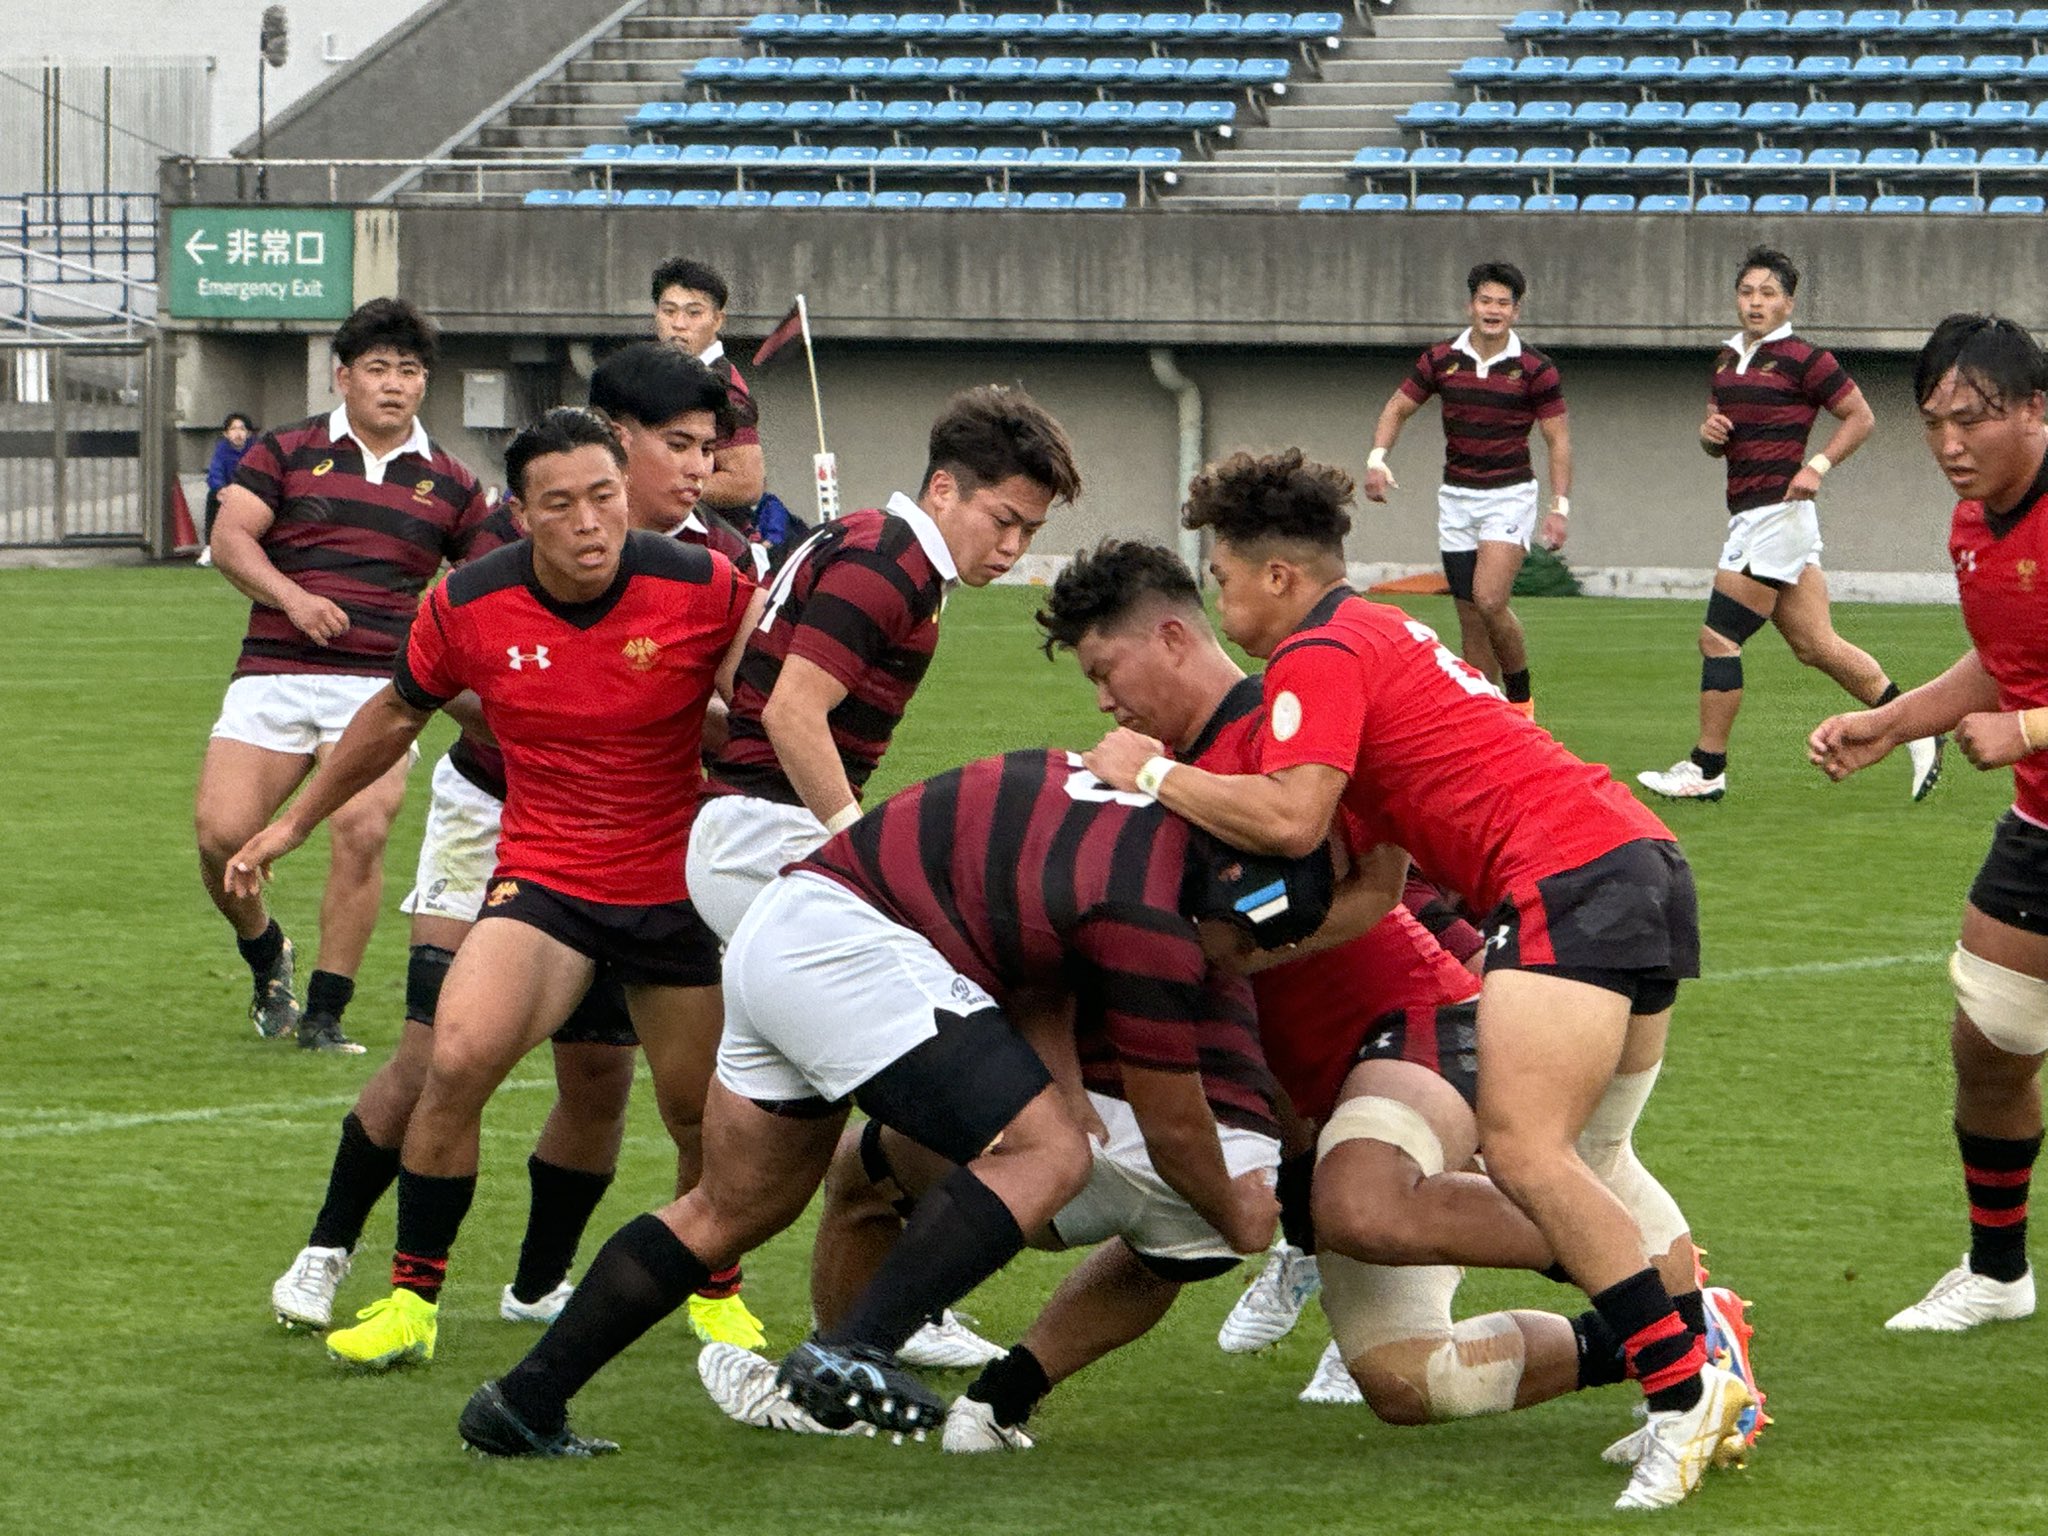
[507,645,550,670]
[1956,549,1977,577]
[1488,925,1511,952]
[1372,1031,1395,1051]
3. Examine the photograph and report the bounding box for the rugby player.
[1641,245,1942,805]
[457,748,1331,1457]
[198,298,491,1051]
[269,347,759,1336]
[1811,314,2048,1332]
[1084,454,1751,1511]
[1362,261,1570,715]
[228,402,763,1373]
[651,256,765,523]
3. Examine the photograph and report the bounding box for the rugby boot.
[1636,760,1726,802]
[1885,1255,2035,1332]
[271,1244,351,1330]
[698,1343,864,1435]
[1218,1243,1320,1352]
[1298,1339,1365,1404]
[1702,1285,1769,1456]
[775,1336,944,1438]
[899,1310,1006,1369]
[1612,1364,1755,1511]
[1908,734,1946,802]
[459,1381,619,1459]
[325,1289,437,1370]
[942,1394,1035,1453]
[499,1279,574,1324]
[688,1290,767,1348]
[297,1012,365,1055]
[249,934,301,1039]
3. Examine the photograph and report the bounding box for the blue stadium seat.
[931,100,985,128]
[1094,9,1147,35]
[1854,100,1914,128]
[1031,100,1086,129]
[1414,192,1467,210]
[1569,55,1626,82]
[1921,145,1979,170]
[727,145,778,167]
[1917,100,1974,128]
[1239,59,1294,88]
[1083,100,1137,128]
[580,143,630,163]
[1730,8,1791,36]
[1025,191,1078,209]
[1736,55,1795,85]
[983,56,1037,84]
[794,13,848,37]
[1626,100,1685,129]
[1740,100,1799,128]
[1813,194,1870,211]
[1034,56,1089,85]
[737,56,792,82]
[673,144,725,166]
[1410,146,1464,169]
[1520,145,1575,169]
[1864,146,1925,170]
[828,144,879,167]
[1753,193,1810,212]
[732,101,786,128]
[769,190,823,208]
[1628,145,1687,174]
[1130,146,1182,168]
[1353,193,1410,210]
[1910,54,1970,83]
[989,12,1040,39]
[1139,12,1195,39]
[1970,99,2032,128]
[1351,146,1409,173]
[1575,145,1632,170]
[1931,194,1987,212]
[1514,100,1572,127]
[845,14,894,39]
[977,145,1030,168]
[1571,100,1630,128]
[973,191,1026,209]
[1624,55,1683,81]
[945,12,997,37]
[919,190,974,209]
[1678,55,1736,82]
[745,13,798,38]
[1981,145,2040,167]
[1960,5,2021,29]
[671,189,721,209]
[626,102,687,127]
[1563,9,1623,34]
[1696,193,1752,211]
[927,146,979,169]
[1524,193,1580,211]
[1503,9,1568,38]
[882,100,933,128]
[1798,100,1857,129]
[1300,193,1350,211]
[1513,56,1571,85]
[2025,6,2048,34]
[1870,193,1928,211]
[1793,55,1852,83]
[778,144,830,167]
[1845,7,1902,34]
[893,12,949,39]
[718,190,771,207]
[1805,146,1862,169]
[1690,145,1745,172]
[1787,7,1847,32]
[1638,193,1694,210]
[872,190,923,209]
[1901,7,1961,33]
[1241,12,1295,39]
[685,102,736,126]
[1030,145,1083,169]
[522,189,573,206]
[1675,7,1732,33]
[877,145,929,167]
[2034,97,2048,121]
[1182,101,1238,131]
[1072,145,1129,170]
[1965,54,2026,81]
[1457,53,1516,83]
[1745,146,1802,170]
[1292,11,1347,39]
[830,100,884,127]
[1620,9,1680,34]
[628,143,679,163]
[1189,11,1242,34]
[980,100,1033,128]
[1847,55,1906,83]
[1684,100,1741,128]
[1087,58,1141,86]
[1398,100,1463,128]
[783,100,834,127]
[1468,193,1524,210]
[886,56,941,83]
[1186,58,1242,86]
[620,188,672,206]
[1130,100,1187,129]
[1461,146,1520,172]
[1989,194,2046,213]
[1134,57,1190,85]
[1580,192,1637,210]
[692,56,744,82]
[817,195,877,218]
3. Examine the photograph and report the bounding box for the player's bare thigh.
[1955,903,2048,1087]
[1702,566,1781,652]
[627,982,724,1129]
[312,735,412,859]
[194,738,312,863]
[1313,1059,1479,1249]
[429,916,597,1091]
[1476,970,1631,1144]
[1470,539,1528,614]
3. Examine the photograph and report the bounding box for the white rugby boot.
[499,1279,574,1323]
[271,1245,351,1330]
[1218,1243,1320,1352]
[697,1343,865,1435]
[899,1310,1006,1369]
[1298,1340,1364,1404]
[1612,1364,1755,1511]
[1885,1256,2034,1332]
[942,1394,1034,1453]
[1636,759,1726,802]
[1907,734,1945,802]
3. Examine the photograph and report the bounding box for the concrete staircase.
[1165,0,1522,207]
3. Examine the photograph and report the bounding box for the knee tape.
[1704,588,1768,645]
[1317,1096,1446,1178]
[1441,549,1479,604]
[1320,1253,1460,1359]
[1952,943,2048,1057]
[1421,1314,1527,1420]
[404,944,456,1026]
[1700,654,1743,693]
[1577,1066,1691,1254]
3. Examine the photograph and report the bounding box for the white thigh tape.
[1317,1095,1446,1178]
[1953,942,2048,1057]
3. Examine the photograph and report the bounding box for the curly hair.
[1179,449,1353,557]
[1035,539,1200,659]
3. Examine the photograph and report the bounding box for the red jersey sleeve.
[1804,348,1856,411]
[1256,633,1372,778]
[1071,903,1218,1074]
[393,584,466,710]
[783,547,930,693]
[1529,358,1568,420]
[1397,348,1439,405]
[230,430,288,512]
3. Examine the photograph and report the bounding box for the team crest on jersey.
[1271,689,1304,743]
[486,880,519,907]
[1503,366,1523,381]
[412,478,436,504]
[507,644,550,670]
[2020,558,2038,592]
[1755,360,1779,375]
[1442,360,1461,375]
[311,459,334,477]
[622,636,662,670]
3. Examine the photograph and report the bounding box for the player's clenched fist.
[1084,725,1169,792]
[283,590,351,645]
[1954,710,2034,770]
[1807,710,1897,780]
[1699,410,1735,450]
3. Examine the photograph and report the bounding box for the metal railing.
[0,192,159,337]
[0,337,161,551]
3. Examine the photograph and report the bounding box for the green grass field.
[1,567,2039,1535]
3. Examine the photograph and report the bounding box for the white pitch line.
[1695,950,1948,984]
[0,1076,553,1141]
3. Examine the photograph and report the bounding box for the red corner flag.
[752,299,806,368]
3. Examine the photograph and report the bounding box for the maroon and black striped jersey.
[1710,329,1855,514]
[704,351,761,452]
[229,409,492,679]
[706,497,954,807]
[800,749,1279,1135]
[1398,331,1566,491]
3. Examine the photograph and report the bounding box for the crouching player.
[458,748,1330,1456]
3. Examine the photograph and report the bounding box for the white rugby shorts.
[399,753,503,922]
[1437,481,1539,554]
[1718,498,1823,584]
[685,792,832,942]
[1051,1091,1280,1264]
[716,871,996,1105]
[210,672,405,757]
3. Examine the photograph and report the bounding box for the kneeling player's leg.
[811,1120,954,1331]
[1471,539,1532,704]
[1694,571,1775,761]
[1311,1059,1551,1272]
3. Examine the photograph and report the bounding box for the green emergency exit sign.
[167,207,355,321]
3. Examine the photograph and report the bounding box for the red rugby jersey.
[1952,451,2048,826]
[1183,675,1480,1122]
[1255,589,1672,916]
[800,749,1279,1136]
[1710,328,1855,514]
[230,409,492,679]
[708,496,953,806]
[1397,330,1566,491]
[395,531,754,905]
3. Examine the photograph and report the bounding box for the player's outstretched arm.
[223,685,433,895]
[1121,1064,1277,1254]
[1085,726,1345,859]
[1809,649,1996,781]
[1363,393,1422,503]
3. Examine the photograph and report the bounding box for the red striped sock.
[1960,1124,2041,1284]
[1593,1267,1704,1413]
[695,1264,742,1301]
[392,1252,448,1304]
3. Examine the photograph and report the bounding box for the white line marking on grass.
[0,1077,552,1140]
[1696,950,1947,984]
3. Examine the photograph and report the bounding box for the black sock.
[1503,668,1532,704]
[1571,1308,1628,1390]
[1592,1267,1704,1413]
[820,1165,1024,1355]
[1538,1260,1574,1284]
[305,969,355,1022]
[1960,1123,2042,1283]
[498,1213,710,1433]
[967,1343,1050,1427]
[1874,681,1902,707]
[307,1112,402,1251]
[1276,1150,1317,1254]
[1671,1287,1707,1342]
[391,1168,477,1303]
[512,1157,614,1304]
[237,920,284,977]
[1690,747,1727,779]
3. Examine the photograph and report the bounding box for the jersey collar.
[327,404,431,486]
[1178,674,1264,764]
[1451,327,1522,377]
[887,490,961,586]
[520,530,639,628]
[1293,583,1356,635]
[697,339,726,366]
[1986,442,2048,536]
[1723,322,1795,373]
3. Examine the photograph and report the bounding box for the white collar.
[327,404,430,485]
[1723,321,1795,372]
[1451,326,1522,377]
[676,511,705,538]
[887,491,961,586]
[697,340,726,366]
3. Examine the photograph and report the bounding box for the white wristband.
[1366,447,1390,472]
[824,803,862,835]
[1134,755,1178,799]
[1807,453,1832,477]
[1552,496,1570,519]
